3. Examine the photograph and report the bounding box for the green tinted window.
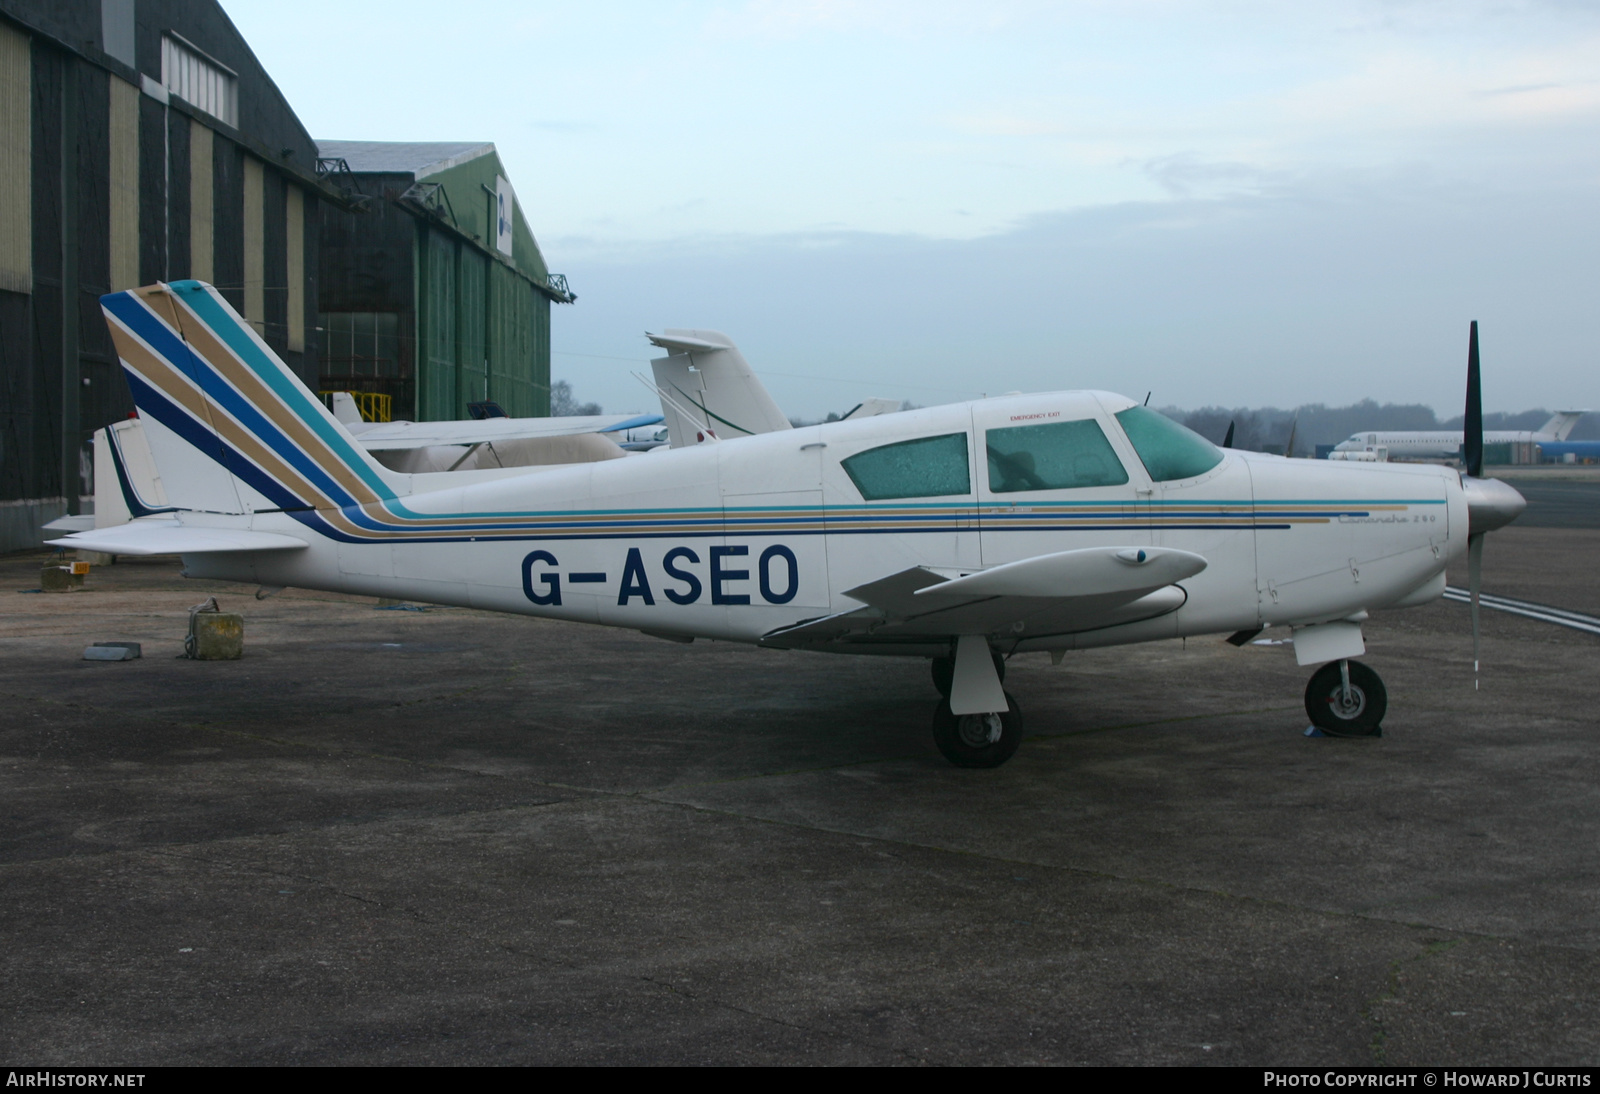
[841,433,971,500]
[985,419,1129,493]
[1114,406,1224,482]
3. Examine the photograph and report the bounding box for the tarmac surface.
[1492,479,1600,530]
[2,523,1597,1065]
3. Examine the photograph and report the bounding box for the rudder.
[101,281,407,514]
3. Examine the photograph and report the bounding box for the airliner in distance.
[1331,411,1587,462]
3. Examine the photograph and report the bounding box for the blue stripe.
[106,293,357,509]
[171,283,398,502]
[122,369,313,515]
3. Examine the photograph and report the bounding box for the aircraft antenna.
[633,371,720,443]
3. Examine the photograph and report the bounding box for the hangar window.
[161,35,238,128]
[1114,406,1223,482]
[842,433,971,501]
[985,419,1128,493]
[321,312,402,377]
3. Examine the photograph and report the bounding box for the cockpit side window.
[984,419,1129,493]
[1113,406,1224,482]
[841,433,971,501]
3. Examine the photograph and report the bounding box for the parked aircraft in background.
[51,283,1526,767]
[1332,411,1586,462]
[1536,441,1600,463]
[327,391,663,474]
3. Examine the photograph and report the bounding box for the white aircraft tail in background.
[1539,411,1586,441]
[646,330,792,445]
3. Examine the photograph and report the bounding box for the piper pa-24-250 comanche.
[52,281,1528,767]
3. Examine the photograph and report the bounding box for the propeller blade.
[1284,412,1299,459]
[1222,420,1235,449]
[1464,321,1483,478]
[1469,531,1484,690]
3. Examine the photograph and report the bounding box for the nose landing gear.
[1305,659,1386,737]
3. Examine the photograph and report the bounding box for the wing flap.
[46,520,309,555]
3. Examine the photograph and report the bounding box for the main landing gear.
[929,640,1020,768]
[932,692,1024,768]
[1304,659,1387,737]
[930,652,1005,699]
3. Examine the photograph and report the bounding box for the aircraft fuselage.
[183,390,1467,655]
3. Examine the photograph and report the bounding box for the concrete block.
[40,565,84,592]
[84,642,141,661]
[189,613,243,660]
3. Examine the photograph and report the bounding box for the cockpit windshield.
[1113,406,1224,482]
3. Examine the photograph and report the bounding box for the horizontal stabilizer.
[646,332,730,353]
[46,520,308,556]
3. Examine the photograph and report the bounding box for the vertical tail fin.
[645,330,792,447]
[1538,411,1587,441]
[101,281,408,514]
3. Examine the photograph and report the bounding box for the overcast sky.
[222,0,1600,419]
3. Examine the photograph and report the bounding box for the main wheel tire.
[1304,660,1387,737]
[932,691,1024,768]
[930,651,1006,698]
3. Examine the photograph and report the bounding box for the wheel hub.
[957,712,1003,748]
[1325,684,1367,720]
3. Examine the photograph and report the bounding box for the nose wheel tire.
[1304,660,1386,737]
[932,691,1024,767]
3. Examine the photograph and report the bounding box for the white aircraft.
[327,391,663,474]
[642,331,901,446]
[51,282,1528,767]
[1331,411,1586,462]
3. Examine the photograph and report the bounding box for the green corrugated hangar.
[315,140,574,423]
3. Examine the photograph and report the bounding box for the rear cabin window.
[841,433,971,500]
[1114,406,1224,482]
[985,419,1129,493]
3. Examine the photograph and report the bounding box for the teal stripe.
[171,281,399,503]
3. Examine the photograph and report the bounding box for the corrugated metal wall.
[188,118,211,281]
[418,226,457,421]
[0,1,328,545]
[241,154,262,332]
[410,226,550,419]
[106,77,138,291]
[0,22,29,294]
[487,260,539,417]
[455,245,487,409]
[286,184,303,351]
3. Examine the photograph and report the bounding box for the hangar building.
[315,141,574,423]
[0,0,348,549]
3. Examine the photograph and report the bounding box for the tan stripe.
[107,313,372,539]
[166,292,383,507]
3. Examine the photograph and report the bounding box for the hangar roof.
[316,140,495,179]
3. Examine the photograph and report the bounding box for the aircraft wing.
[761,546,1205,650]
[45,520,309,556]
[350,413,663,451]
